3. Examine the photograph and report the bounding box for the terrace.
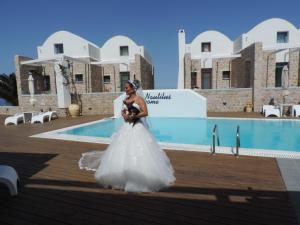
[0,114,299,225]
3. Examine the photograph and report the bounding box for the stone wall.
[0,106,20,116]
[196,87,300,113]
[253,43,264,111]
[254,87,300,111]
[90,64,103,92]
[15,54,153,95]
[298,50,300,86]
[71,62,89,94]
[212,58,231,89]
[15,92,123,117]
[263,51,276,88]
[184,53,192,89]
[101,64,119,92]
[289,49,300,87]
[136,54,154,89]
[5,88,300,116]
[18,94,67,116]
[196,88,252,112]
[231,44,255,88]
[80,92,122,115]
[99,54,154,92]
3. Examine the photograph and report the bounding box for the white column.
[54,61,71,108]
[177,29,186,89]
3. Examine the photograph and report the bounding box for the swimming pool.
[32,117,300,158]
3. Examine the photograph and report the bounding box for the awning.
[192,54,241,60]
[20,55,93,66]
[91,59,134,65]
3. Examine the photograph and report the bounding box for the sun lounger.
[31,111,58,124]
[0,165,20,196]
[262,105,277,116]
[4,113,24,126]
[44,111,58,122]
[264,106,281,117]
[291,105,300,117]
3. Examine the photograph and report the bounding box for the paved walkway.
[277,158,300,225]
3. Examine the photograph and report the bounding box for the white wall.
[189,30,233,58]
[235,18,300,52]
[36,31,153,66]
[37,31,100,60]
[100,35,148,63]
[114,89,207,118]
[276,49,290,62]
[88,43,100,60]
[233,34,244,54]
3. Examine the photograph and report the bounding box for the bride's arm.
[133,97,148,118]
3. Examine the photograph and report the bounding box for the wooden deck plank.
[0,115,298,225]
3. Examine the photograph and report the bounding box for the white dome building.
[234,18,300,53]
[178,18,300,113]
[37,31,100,61]
[100,35,152,64]
[15,31,154,115]
[178,29,237,89]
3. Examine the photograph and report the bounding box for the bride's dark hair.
[126,80,139,90]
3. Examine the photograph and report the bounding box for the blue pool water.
[60,117,300,151]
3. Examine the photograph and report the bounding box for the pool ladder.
[211,124,220,155]
[235,125,240,157]
[211,124,240,157]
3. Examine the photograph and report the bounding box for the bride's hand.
[123,114,130,122]
[123,113,133,122]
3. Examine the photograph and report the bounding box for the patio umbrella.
[28,72,36,105]
[281,65,289,104]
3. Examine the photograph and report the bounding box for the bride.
[79,80,175,192]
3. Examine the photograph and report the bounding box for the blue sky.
[0,0,300,88]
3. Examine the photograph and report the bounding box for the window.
[54,43,64,54]
[43,75,50,91]
[201,42,211,52]
[103,75,111,84]
[75,74,83,83]
[277,32,289,43]
[222,71,230,80]
[120,46,129,56]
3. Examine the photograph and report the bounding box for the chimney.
[177,29,186,89]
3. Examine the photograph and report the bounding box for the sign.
[114,89,207,118]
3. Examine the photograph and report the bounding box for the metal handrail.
[212,124,220,155]
[236,125,240,157]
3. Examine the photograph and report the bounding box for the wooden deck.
[0,114,298,225]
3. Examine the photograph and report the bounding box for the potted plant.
[245,102,253,113]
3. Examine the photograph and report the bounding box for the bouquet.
[123,101,140,126]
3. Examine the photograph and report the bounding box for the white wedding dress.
[79,103,176,192]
